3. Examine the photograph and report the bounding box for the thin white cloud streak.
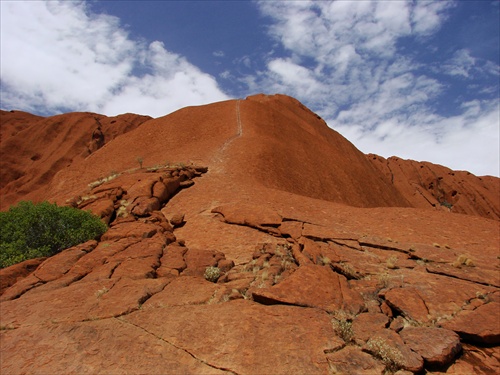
[0,1,229,117]
[253,0,499,176]
[334,100,500,177]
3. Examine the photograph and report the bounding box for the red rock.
[142,276,223,308]
[216,259,234,273]
[152,180,170,202]
[0,258,45,295]
[130,196,160,216]
[278,220,303,239]
[326,346,386,375]
[368,154,500,220]
[1,95,499,375]
[182,248,224,277]
[80,197,115,224]
[111,256,160,279]
[157,244,187,274]
[252,264,364,314]
[352,312,390,342]
[93,277,169,318]
[399,326,461,367]
[441,302,500,344]
[169,213,185,227]
[212,202,282,228]
[363,329,424,373]
[101,221,159,241]
[444,343,500,375]
[125,299,338,374]
[33,248,88,282]
[0,319,227,375]
[384,287,430,323]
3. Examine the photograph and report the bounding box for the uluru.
[1,94,499,375]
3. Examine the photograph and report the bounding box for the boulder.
[442,302,500,344]
[0,258,45,295]
[384,287,430,323]
[252,264,364,314]
[399,326,461,367]
[326,346,386,375]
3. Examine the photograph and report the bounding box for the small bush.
[0,201,107,268]
[365,337,404,372]
[333,318,354,343]
[204,266,221,282]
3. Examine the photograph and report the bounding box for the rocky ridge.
[1,94,499,374]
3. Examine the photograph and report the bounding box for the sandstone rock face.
[1,95,499,374]
[0,110,151,210]
[368,154,500,220]
[399,327,462,367]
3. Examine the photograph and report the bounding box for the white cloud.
[443,49,476,78]
[335,100,499,177]
[251,0,499,176]
[0,1,229,117]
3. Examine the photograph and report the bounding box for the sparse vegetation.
[336,262,358,279]
[0,201,107,268]
[365,337,404,373]
[386,256,398,269]
[95,287,109,298]
[377,272,391,289]
[136,156,144,169]
[204,266,221,282]
[332,317,354,343]
[320,256,331,265]
[452,254,475,268]
[88,171,120,189]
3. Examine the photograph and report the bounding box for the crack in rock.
[117,317,240,375]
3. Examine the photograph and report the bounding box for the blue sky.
[1,0,499,176]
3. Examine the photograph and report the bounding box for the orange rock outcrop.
[1,94,499,374]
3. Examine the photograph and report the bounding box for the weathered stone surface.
[1,95,499,375]
[364,329,424,373]
[157,244,187,275]
[352,312,390,342]
[384,287,430,323]
[81,197,115,224]
[0,257,45,295]
[92,277,169,318]
[279,220,303,239]
[182,248,224,277]
[253,264,364,314]
[326,346,386,375]
[442,302,500,344]
[130,196,160,216]
[444,344,500,375]
[101,221,159,241]
[33,248,88,282]
[400,327,461,367]
[212,203,282,228]
[169,213,185,227]
[302,223,357,241]
[0,319,228,375]
[143,276,223,308]
[125,300,338,375]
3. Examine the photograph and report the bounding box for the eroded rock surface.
[1,95,499,374]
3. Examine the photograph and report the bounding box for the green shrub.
[0,201,107,268]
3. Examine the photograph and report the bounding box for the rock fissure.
[117,317,241,375]
[425,267,496,288]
